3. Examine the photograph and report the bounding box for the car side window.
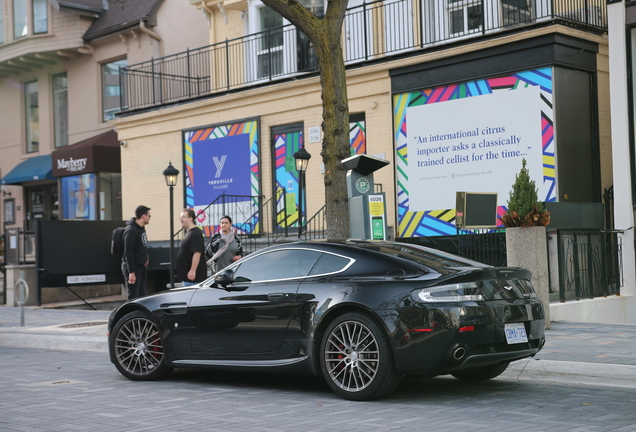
[308,253,352,276]
[233,249,322,282]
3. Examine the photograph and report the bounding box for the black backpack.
[111,226,126,257]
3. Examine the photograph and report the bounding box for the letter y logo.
[212,155,227,179]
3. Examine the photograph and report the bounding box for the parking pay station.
[342,154,390,240]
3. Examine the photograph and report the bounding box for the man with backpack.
[121,205,151,300]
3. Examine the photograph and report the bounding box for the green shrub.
[500,158,550,227]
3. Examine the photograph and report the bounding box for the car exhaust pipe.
[452,346,466,361]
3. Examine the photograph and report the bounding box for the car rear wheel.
[451,362,510,382]
[320,312,402,401]
[110,310,173,381]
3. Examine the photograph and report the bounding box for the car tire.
[110,310,173,381]
[320,312,402,401]
[451,362,510,382]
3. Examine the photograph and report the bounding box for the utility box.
[342,154,390,239]
[455,192,498,229]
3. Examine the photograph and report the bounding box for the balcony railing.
[119,0,607,113]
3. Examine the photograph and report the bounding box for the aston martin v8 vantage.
[108,239,545,400]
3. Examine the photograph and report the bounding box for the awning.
[1,155,54,185]
[51,129,121,177]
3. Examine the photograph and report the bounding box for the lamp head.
[293,145,311,173]
[163,162,180,187]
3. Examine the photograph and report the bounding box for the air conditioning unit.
[558,5,605,27]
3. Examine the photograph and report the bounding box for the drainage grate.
[59,321,108,328]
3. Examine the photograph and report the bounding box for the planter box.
[506,226,551,328]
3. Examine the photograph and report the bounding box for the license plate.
[504,323,528,344]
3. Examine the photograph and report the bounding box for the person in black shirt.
[122,205,150,300]
[177,208,207,285]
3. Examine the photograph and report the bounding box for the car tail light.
[413,282,483,302]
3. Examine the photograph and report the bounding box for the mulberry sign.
[50,130,121,178]
[57,157,88,173]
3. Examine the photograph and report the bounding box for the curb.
[3,326,636,390]
[501,359,636,389]
[0,325,108,353]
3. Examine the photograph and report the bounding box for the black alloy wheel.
[110,310,173,381]
[320,312,402,401]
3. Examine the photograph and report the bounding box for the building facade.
[0,0,208,232]
[108,0,636,321]
[0,0,209,304]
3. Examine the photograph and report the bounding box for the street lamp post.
[293,145,311,238]
[163,162,180,289]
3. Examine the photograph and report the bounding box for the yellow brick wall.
[115,26,611,242]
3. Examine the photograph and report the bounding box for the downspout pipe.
[139,19,164,58]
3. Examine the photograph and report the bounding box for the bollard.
[15,278,29,327]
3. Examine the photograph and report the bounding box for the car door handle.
[267,293,288,300]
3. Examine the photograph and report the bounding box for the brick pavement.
[1,346,635,432]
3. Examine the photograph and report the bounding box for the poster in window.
[4,199,15,224]
[62,174,96,220]
[31,190,44,212]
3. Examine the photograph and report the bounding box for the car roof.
[260,239,488,273]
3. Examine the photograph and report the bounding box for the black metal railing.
[300,205,327,241]
[398,229,507,267]
[555,229,621,302]
[174,193,264,241]
[120,0,607,112]
[175,193,327,255]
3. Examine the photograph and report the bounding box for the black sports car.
[108,239,545,400]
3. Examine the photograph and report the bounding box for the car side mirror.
[214,268,235,287]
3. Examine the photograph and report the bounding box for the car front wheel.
[110,310,173,381]
[320,312,402,401]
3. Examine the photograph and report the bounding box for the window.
[61,174,95,220]
[257,7,284,78]
[25,80,39,153]
[0,0,5,43]
[296,0,322,71]
[13,0,27,38]
[448,0,482,35]
[102,58,127,121]
[233,249,321,282]
[53,72,68,147]
[33,0,47,34]
[308,253,352,276]
[501,0,533,25]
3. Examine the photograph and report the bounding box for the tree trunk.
[261,0,351,238]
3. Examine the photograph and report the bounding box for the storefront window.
[61,173,121,220]
[62,174,96,220]
[98,172,122,220]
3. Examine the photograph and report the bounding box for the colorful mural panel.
[395,67,555,237]
[183,119,260,236]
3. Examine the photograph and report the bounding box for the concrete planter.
[505,226,551,329]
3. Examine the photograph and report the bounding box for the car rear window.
[308,252,352,276]
[357,243,487,269]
